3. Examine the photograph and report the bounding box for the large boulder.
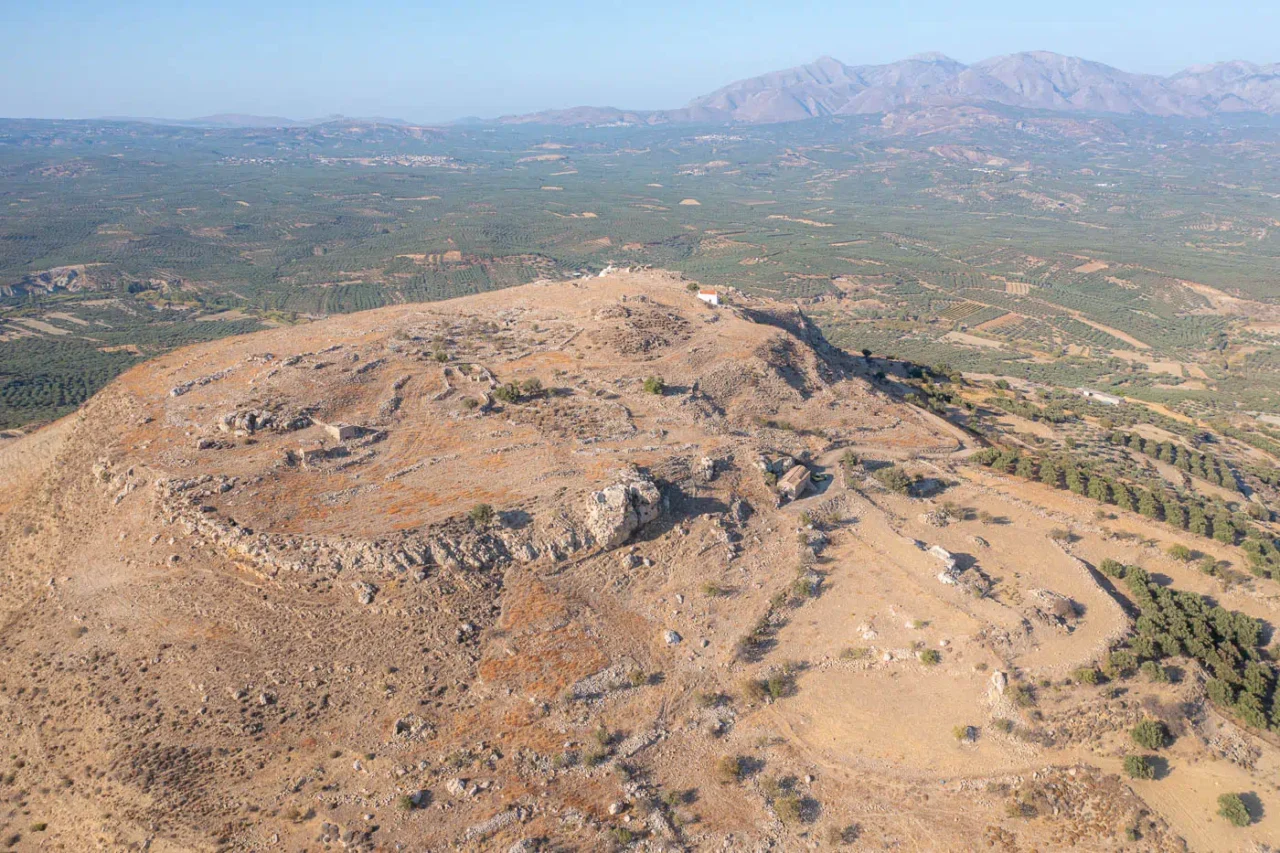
[585,469,662,549]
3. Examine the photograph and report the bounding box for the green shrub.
[1008,683,1036,707]
[642,376,665,395]
[791,574,818,599]
[1106,650,1137,678]
[872,465,913,494]
[1139,660,1169,683]
[774,792,804,824]
[1130,719,1168,750]
[1073,667,1101,685]
[492,381,523,403]
[468,503,495,526]
[765,672,795,699]
[1099,558,1126,578]
[1123,754,1155,780]
[740,678,768,703]
[919,649,941,666]
[1216,792,1250,827]
[1166,543,1193,562]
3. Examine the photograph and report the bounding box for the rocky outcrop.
[0,265,100,298]
[153,473,596,582]
[218,405,311,435]
[584,469,662,550]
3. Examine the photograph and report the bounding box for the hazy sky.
[2,0,1276,122]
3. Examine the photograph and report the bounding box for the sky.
[1,0,1276,122]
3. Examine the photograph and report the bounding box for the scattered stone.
[920,509,950,527]
[989,670,1008,697]
[663,630,683,645]
[352,581,379,605]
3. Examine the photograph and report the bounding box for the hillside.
[2,271,1279,850]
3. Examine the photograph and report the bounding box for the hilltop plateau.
[2,271,1280,850]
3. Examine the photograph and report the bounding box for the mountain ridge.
[501,50,1280,125]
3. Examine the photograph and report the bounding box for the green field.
[3,112,1280,428]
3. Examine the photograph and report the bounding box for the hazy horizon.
[2,0,1277,123]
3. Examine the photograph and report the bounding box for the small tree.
[1099,558,1127,579]
[1130,719,1168,750]
[872,465,913,494]
[642,376,665,395]
[468,503,495,526]
[1139,660,1169,683]
[492,381,522,403]
[1123,754,1155,780]
[1073,666,1101,685]
[1138,490,1162,520]
[1087,476,1111,503]
[1216,792,1250,827]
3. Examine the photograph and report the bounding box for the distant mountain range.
[98,113,413,129]
[95,51,1280,130]
[500,51,1280,125]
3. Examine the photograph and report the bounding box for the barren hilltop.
[1,271,1278,851]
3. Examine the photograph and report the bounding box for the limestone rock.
[352,581,378,605]
[585,469,662,550]
[990,670,1008,697]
